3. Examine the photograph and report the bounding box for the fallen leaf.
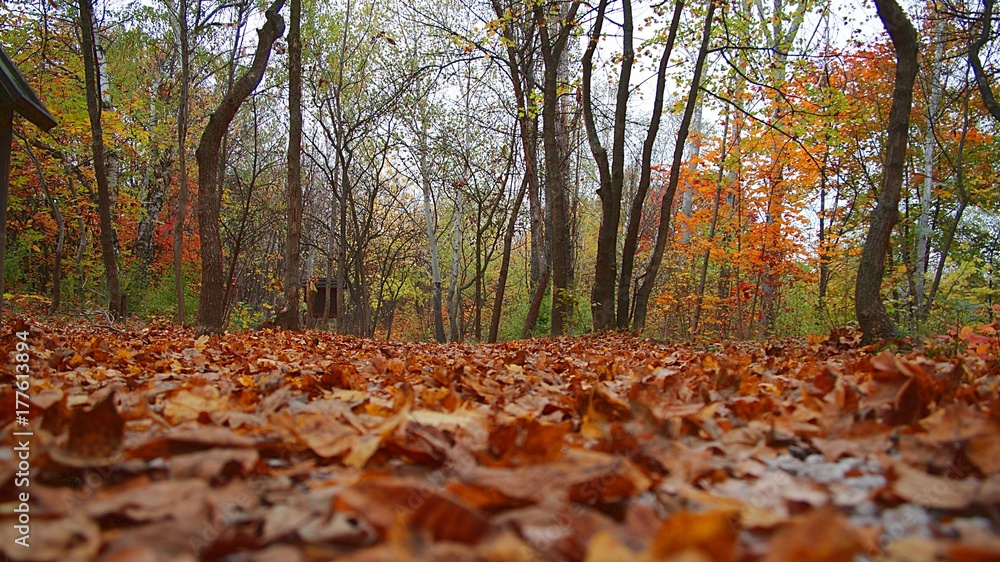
[760,507,864,562]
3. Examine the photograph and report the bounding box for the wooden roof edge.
[0,46,57,132]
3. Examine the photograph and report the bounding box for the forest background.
[0,0,997,344]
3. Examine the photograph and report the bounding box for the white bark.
[914,24,944,320]
[681,104,701,243]
[448,189,463,341]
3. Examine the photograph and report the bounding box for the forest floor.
[0,314,999,562]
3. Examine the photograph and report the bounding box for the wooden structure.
[304,278,339,319]
[1,46,57,323]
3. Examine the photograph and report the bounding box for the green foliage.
[129,265,199,320]
[229,301,271,331]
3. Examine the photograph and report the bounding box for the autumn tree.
[968,0,1000,121]
[631,0,715,332]
[279,0,303,331]
[196,0,285,334]
[536,0,581,337]
[584,0,633,331]
[855,0,918,344]
[79,0,123,320]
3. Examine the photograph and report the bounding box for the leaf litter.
[1,318,999,561]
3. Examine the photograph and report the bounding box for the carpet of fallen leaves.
[1,316,999,562]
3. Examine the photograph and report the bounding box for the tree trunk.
[756,0,806,337]
[913,25,943,326]
[334,0,352,334]
[617,0,684,329]
[280,0,303,331]
[418,121,446,342]
[632,0,714,332]
[195,0,285,335]
[855,0,917,345]
[969,0,1000,122]
[79,0,123,320]
[324,180,335,322]
[172,0,190,325]
[137,145,169,268]
[489,173,529,342]
[585,0,632,331]
[924,90,971,318]
[681,104,701,244]
[535,0,580,337]
[19,137,63,316]
[448,189,463,341]
[490,0,544,339]
[692,108,730,334]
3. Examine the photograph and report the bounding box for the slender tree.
[535,0,582,337]
[617,0,684,329]
[584,0,632,331]
[969,0,1000,122]
[170,0,191,325]
[855,0,918,344]
[631,0,715,332]
[280,0,303,331]
[913,23,943,327]
[196,0,285,334]
[18,136,63,315]
[79,0,123,320]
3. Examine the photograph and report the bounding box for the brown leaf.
[647,510,739,562]
[760,507,863,562]
[163,386,232,423]
[62,390,124,461]
[484,418,570,465]
[887,461,979,510]
[168,447,259,479]
[284,412,359,459]
[0,514,100,562]
[85,478,210,523]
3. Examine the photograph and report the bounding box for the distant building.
[303,278,339,319]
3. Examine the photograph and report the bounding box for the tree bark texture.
[969,0,1000,122]
[855,0,917,344]
[80,0,123,320]
[196,0,285,334]
[280,0,303,331]
[173,0,190,325]
[536,0,581,337]
[585,0,633,331]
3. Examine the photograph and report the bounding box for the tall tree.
[631,0,715,332]
[195,0,285,334]
[170,0,192,325]
[79,0,123,320]
[913,23,943,327]
[855,0,918,344]
[535,0,581,336]
[484,0,547,338]
[584,0,632,331]
[413,111,446,342]
[280,0,303,331]
[617,0,684,329]
[754,0,808,336]
[17,136,64,316]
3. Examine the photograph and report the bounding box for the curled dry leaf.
[3,321,998,561]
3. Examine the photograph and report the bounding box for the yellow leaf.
[194,334,210,352]
[959,325,974,341]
